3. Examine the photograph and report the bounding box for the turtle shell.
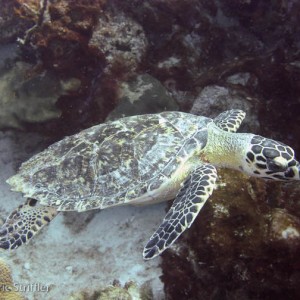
[7,112,211,211]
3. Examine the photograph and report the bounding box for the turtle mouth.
[284,163,300,180]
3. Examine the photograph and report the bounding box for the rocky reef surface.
[0,0,299,299]
[161,170,300,299]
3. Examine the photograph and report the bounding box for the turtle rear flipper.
[143,164,217,260]
[214,109,245,132]
[0,199,58,250]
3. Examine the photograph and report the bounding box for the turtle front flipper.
[0,198,58,250]
[214,109,246,132]
[143,164,217,260]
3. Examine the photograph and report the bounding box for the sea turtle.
[0,110,299,259]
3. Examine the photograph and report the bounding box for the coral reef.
[1,0,297,144]
[89,11,148,76]
[0,258,24,300]
[0,0,34,43]
[89,10,148,122]
[1,0,299,139]
[28,0,106,73]
[117,0,300,139]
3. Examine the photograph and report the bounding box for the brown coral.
[20,0,106,73]
[0,0,34,43]
[13,0,41,22]
[0,258,24,300]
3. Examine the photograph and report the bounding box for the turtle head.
[243,135,300,181]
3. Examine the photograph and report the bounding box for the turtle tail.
[0,198,58,250]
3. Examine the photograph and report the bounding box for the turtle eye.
[267,157,287,172]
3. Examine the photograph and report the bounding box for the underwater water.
[0,1,300,300]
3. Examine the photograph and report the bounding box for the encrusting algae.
[0,258,24,300]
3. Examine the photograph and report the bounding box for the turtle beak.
[296,162,300,180]
[284,161,300,180]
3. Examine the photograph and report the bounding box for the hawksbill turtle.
[0,110,299,259]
